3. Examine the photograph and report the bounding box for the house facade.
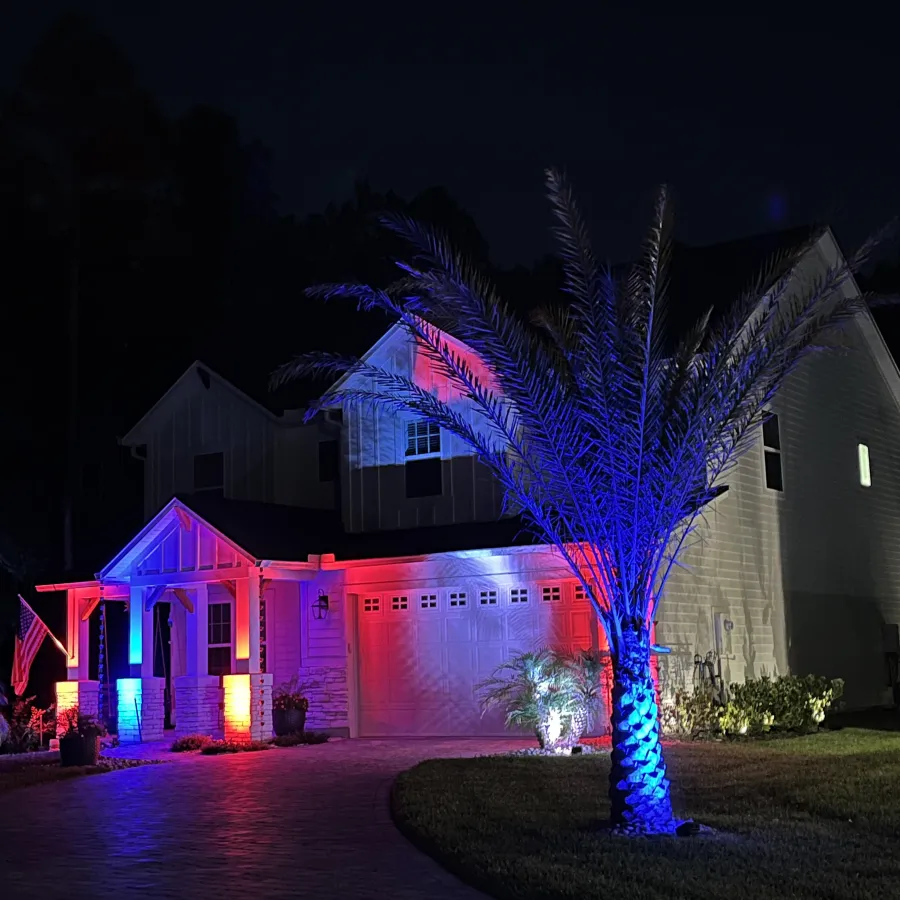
[38,227,900,743]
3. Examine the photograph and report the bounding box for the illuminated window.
[449,591,468,608]
[207,602,232,676]
[479,590,498,606]
[510,588,529,604]
[542,586,561,603]
[420,593,438,609]
[194,452,224,495]
[391,595,409,611]
[859,443,872,487]
[405,421,441,458]
[762,414,783,492]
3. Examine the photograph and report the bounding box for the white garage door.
[357,582,597,736]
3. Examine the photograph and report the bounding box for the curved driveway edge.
[0,738,530,899]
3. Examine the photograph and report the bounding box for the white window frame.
[419,592,439,610]
[404,420,442,460]
[207,599,234,675]
[362,595,383,615]
[477,588,499,607]
[540,584,562,603]
[858,442,872,487]
[389,593,410,613]
[508,587,530,606]
[762,412,784,493]
[447,589,469,609]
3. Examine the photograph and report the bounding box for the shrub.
[0,695,55,754]
[666,674,844,738]
[200,740,271,755]
[58,706,106,739]
[272,731,330,747]
[476,648,605,750]
[171,733,213,752]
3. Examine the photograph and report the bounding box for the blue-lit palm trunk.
[608,618,675,834]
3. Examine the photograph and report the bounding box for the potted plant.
[272,676,309,736]
[58,706,105,767]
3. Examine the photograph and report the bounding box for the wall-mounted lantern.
[312,591,330,621]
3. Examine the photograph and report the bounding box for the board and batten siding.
[341,335,505,532]
[140,376,278,517]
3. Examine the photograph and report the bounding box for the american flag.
[11,598,49,696]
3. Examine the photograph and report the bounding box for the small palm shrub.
[171,733,213,752]
[477,648,605,751]
[666,674,844,738]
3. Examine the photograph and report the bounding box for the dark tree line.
[0,15,563,685]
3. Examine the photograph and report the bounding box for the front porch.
[40,498,327,744]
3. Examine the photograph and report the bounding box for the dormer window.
[194,452,224,496]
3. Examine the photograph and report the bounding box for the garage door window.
[509,588,529,604]
[363,597,381,613]
[449,591,468,608]
[542,586,561,602]
[420,593,438,609]
[479,590,498,606]
[391,595,409,611]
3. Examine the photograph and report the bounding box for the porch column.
[185,583,209,676]
[235,575,261,674]
[66,590,91,681]
[128,586,143,677]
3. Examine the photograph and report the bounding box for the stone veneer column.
[116,677,165,743]
[174,675,223,739]
[55,680,100,737]
[222,673,273,744]
[296,666,349,734]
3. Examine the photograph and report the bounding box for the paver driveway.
[1,738,532,899]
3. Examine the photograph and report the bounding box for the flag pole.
[18,594,68,658]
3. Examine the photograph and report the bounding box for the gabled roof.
[120,360,281,447]
[98,497,254,582]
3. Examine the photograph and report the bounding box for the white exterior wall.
[341,335,505,532]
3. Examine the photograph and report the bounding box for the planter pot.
[273,708,306,736]
[59,735,101,768]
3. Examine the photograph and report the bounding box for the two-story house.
[38,226,900,743]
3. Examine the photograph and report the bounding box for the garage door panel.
[475,612,505,642]
[445,615,474,642]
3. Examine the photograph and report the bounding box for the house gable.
[99,498,253,582]
[121,361,279,448]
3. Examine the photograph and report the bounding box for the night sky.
[3,6,898,267]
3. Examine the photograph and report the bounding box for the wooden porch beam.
[80,596,102,622]
[172,588,195,614]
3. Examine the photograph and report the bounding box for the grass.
[392,728,900,900]
[0,756,157,793]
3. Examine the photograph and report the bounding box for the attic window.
[859,443,872,487]
[194,452,224,495]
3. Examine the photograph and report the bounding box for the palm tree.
[275,171,881,834]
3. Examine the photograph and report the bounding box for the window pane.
[405,457,442,498]
[762,415,780,451]
[406,421,441,457]
[208,646,231,676]
[764,450,783,491]
[194,452,224,490]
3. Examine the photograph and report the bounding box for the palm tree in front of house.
[275,171,879,835]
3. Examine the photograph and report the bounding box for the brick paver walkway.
[1,737,532,899]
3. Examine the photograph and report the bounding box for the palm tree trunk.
[608,619,675,834]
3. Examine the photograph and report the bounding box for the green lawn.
[392,729,900,900]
